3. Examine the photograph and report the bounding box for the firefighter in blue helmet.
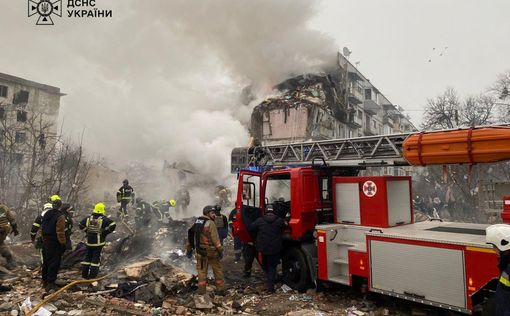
[79,203,116,279]
[486,224,510,316]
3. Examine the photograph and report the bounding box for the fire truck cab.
[233,165,499,314]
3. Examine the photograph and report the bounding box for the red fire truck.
[231,126,510,314]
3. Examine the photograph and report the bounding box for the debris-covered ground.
[1,216,458,316]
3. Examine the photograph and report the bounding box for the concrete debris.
[1,215,426,315]
[286,310,325,316]
[346,306,366,316]
[123,258,162,279]
[281,284,292,293]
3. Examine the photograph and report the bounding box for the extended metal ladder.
[231,133,412,172]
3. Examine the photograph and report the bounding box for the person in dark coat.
[487,224,510,316]
[249,204,285,292]
[40,196,67,291]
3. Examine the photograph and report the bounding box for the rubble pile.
[250,74,349,143]
[1,217,435,315]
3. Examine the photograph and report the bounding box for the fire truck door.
[235,171,262,242]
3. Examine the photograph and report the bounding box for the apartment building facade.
[0,72,63,204]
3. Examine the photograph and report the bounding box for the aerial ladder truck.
[231,125,510,314]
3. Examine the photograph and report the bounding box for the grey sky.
[311,0,510,125]
[0,0,508,177]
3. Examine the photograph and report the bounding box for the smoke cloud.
[0,0,336,189]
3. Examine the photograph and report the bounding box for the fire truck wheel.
[282,247,311,291]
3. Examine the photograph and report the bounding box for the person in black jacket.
[249,204,285,292]
[40,196,67,291]
[79,203,116,279]
[116,179,135,218]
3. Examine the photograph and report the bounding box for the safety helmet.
[123,179,129,185]
[266,204,274,213]
[93,202,106,215]
[203,205,215,216]
[486,224,510,252]
[169,199,176,207]
[50,195,61,202]
[43,203,53,211]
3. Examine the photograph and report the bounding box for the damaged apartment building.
[250,52,416,146]
[0,72,63,204]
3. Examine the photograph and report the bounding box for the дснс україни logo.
[28,0,62,25]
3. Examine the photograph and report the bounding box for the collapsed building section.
[250,53,416,146]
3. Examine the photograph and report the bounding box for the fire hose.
[27,273,113,316]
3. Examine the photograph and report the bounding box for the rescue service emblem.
[362,180,377,197]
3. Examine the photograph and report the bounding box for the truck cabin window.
[242,174,260,208]
[265,174,291,219]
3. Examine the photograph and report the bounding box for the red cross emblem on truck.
[363,181,377,197]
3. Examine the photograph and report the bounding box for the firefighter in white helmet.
[486,224,510,316]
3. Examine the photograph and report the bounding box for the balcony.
[364,126,376,136]
[383,115,394,126]
[347,112,362,128]
[363,99,380,115]
[348,71,363,82]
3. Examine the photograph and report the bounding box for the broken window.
[16,110,27,122]
[13,90,29,104]
[0,85,7,98]
[365,89,372,100]
[0,107,4,120]
[15,131,26,143]
[357,109,362,119]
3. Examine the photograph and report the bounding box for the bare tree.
[461,94,496,127]
[0,101,91,213]
[422,87,460,130]
[422,88,497,130]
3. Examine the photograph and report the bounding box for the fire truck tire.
[282,247,311,291]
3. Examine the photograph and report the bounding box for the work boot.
[44,283,60,292]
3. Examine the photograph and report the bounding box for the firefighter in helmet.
[487,224,510,315]
[31,203,54,252]
[116,179,135,217]
[186,205,225,295]
[134,197,152,231]
[0,203,18,270]
[40,195,66,291]
[79,203,116,279]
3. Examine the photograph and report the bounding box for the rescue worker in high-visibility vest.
[186,205,225,295]
[134,197,152,231]
[0,203,19,270]
[31,203,54,255]
[158,199,176,220]
[40,196,66,291]
[487,224,510,316]
[79,203,116,279]
[116,179,135,217]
